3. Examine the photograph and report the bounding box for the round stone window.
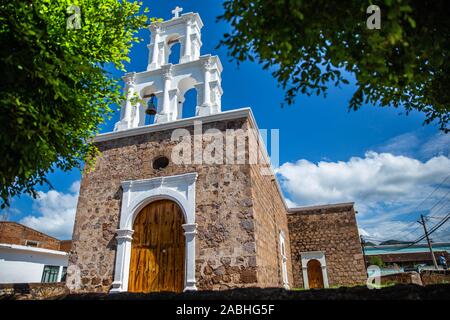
[152,156,169,170]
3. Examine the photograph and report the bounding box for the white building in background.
[0,222,71,284]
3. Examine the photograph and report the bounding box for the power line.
[428,215,450,220]
[431,230,450,242]
[362,174,450,244]
[412,174,450,214]
[426,189,450,217]
[363,236,390,241]
[363,234,409,241]
[424,213,450,240]
[393,213,449,250]
[401,199,450,239]
[430,220,450,237]
[427,198,450,219]
[362,236,393,242]
[392,212,450,251]
[397,188,450,240]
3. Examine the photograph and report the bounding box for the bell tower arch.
[114,8,222,131]
[147,7,203,69]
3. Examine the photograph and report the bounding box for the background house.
[364,242,450,275]
[0,222,71,284]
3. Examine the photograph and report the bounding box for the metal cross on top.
[171,6,183,18]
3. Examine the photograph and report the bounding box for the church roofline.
[95,107,252,143]
[287,202,355,214]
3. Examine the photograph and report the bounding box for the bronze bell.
[145,94,157,115]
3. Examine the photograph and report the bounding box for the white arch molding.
[110,172,198,293]
[300,251,330,289]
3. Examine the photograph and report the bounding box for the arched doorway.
[307,259,324,289]
[128,199,185,292]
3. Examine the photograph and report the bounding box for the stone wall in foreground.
[0,283,68,300]
[420,270,450,285]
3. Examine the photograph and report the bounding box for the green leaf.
[0,0,151,207]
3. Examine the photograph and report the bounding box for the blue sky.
[3,0,450,243]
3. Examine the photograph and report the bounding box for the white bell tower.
[114,8,223,131]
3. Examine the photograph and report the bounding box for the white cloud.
[284,198,298,208]
[376,131,450,160]
[377,132,420,157]
[278,152,450,242]
[419,133,450,159]
[20,181,80,240]
[278,152,450,205]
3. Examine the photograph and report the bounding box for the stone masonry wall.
[0,282,68,300]
[380,272,423,286]
[246,123,293,287]
[287,204,367,288]
[420,270,450,285]
[0,222,61,251]
[250,164,294,287]
[67,117,261,292]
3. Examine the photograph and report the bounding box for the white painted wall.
[0,244,68,284]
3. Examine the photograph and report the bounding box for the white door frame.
[110,172,198,293]
[279,231,289,289]
[300,251,329,289]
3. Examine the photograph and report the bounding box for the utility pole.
[360,235,367,270]
[419,214,439,270]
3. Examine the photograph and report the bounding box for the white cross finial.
[171,6,183,19]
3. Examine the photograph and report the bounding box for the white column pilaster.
[148,25,161,70]
[114,73,136,131]
[182,223,197,291]
[322,265,330,288]
[124,73,137,122]
[155,66,173,123]
[110,229,134,293]
[302,266,309,289]
[181,20,192,63]
[196,58,214,117]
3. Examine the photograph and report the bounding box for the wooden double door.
[128,199,185,293]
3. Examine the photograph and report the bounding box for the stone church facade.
[66,9,366,293]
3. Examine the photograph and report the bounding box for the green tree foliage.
[369,256,385,268]
[218,0,450,132]
[0,0,151,207]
